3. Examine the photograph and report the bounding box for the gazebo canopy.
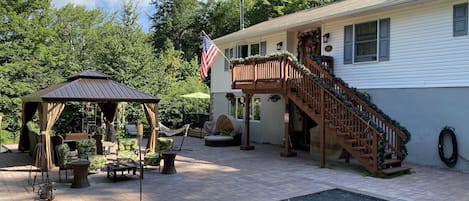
[19,70,161,171]
[22,70,159,103]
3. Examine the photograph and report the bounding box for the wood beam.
[319,89,326,167]
[240,93,254,150]
[280,96,296,157]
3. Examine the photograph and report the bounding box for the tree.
[151,0,203,60]
[0,0,58,136]
[52,4,106,77]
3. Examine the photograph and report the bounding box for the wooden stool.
[161,151,177,174]
[71,160,90,188]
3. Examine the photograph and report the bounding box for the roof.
[213,0,422,44]
[22,70,159,103]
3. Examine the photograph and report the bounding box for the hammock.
[158,123,190,137]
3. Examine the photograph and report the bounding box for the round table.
[71,160,90,188]
[161,151,177,174]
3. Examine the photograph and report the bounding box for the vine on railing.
[309,55,410,159]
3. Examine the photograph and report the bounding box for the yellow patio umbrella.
[180,92,210,99]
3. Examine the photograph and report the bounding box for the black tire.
[438,127,458,168]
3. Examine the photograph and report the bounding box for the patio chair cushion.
[204,135,241,147]
[57,144,72,168]
[88,155,107,171]
[158,137,174,152]
[77,139,97,159]
[144,137,174,166]
[77,139,107,171]
[204,135,233,141]
[117,138,138,161]
[118,138,138,151]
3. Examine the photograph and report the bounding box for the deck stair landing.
[231,54,411,175]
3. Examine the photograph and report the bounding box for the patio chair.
[204,114,242,147]
[125,124,138,137]
[77,139,107,171]
[117,138,139,161]
[56,144,74,183]
[143,137,174,170]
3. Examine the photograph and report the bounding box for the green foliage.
[159,77,209,127]
[151,0,204,60]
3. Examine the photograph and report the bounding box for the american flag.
[200,35,218,82]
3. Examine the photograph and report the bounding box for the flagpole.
[202,30,231,63]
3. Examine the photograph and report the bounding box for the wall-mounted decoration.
[325,45,333,52]
[225,93,235,101]
[268,94,281,102]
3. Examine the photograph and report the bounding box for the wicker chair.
[143,137,174,170]
[76,139,107,171]
[56,144,73,183]
[117,138,139,161]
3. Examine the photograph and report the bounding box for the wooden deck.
[232,55,410,175]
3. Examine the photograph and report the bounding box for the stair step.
[345,139,357,143]
[381,166,412,175]
[360,153,372,159]
[352,146,365,151]
[384,159,402,166]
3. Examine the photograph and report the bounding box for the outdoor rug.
[283,188,387,201]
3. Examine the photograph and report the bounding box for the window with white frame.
[355,21,378,62]
[224,48,234,71]
[229,97,261,121]
[344,18,390,64]
[224,42,267,71]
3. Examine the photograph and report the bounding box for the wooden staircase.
[231,54,411,175]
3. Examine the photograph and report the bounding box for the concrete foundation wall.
[365,87,469,171]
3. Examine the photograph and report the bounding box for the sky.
[50,0,155,32]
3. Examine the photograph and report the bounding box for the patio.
[1,136,469,201]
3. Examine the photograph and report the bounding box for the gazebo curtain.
[35,102,65,171]
[143,103,159,152]
[18,102,39,151]
[98,103,119,142]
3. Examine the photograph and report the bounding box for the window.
[344,18,390,64]
[237,45,249,58]
[229,97,261,121]
[355,21,377,62]
[454,3,468,37]
[250,43,259,56]
[260,41,267,56]
[224,48,234,71]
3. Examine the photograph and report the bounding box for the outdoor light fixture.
[268,94,281,102]
[276,42,283,50]
[322,33,330,43]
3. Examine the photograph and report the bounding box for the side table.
[71,160,90,188]
[161,151,177,174]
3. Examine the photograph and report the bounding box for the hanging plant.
[225,93,235,101]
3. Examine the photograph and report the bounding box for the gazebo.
[19,70,160,171]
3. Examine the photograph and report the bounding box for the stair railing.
[285,57,380,172]
[304,57,407,160]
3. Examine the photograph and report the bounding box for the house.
[210,0,469,173]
